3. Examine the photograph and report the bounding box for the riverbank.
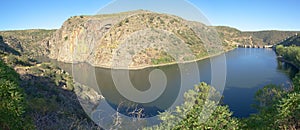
[45,47,237,70]
[278,56,300,70]
[88,47,237,70]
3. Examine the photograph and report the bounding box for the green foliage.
[150,82,241,130]
[5,54,32,67]
[19,55,32,66]
[293,73,300,92]
[242,80,300,129]
[151,52,175,65]
[276,45,284,56]
[28,96,59,114]
[276,45,300,67]
[30,66,42,74]
[125,18,129,23]
[276,92,300,129]
[242,84,285,129]
[0,60,34,129]
[151,57,174,65]
[6,54,18,66]
[66,79,74,91]
[254,84,286,109]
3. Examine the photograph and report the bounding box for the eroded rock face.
[48,10,221,68]
[48,10,151,65]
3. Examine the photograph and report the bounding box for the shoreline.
[91,47,237,70]
[47,47,237,70]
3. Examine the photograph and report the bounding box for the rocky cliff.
[47,10,226,68]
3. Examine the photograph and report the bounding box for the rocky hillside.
[0,36,102,129]
[0,29,55,57]
[47,10,222,68]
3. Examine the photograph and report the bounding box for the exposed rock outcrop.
[48,10,223,68]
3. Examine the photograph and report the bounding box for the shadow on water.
[94,65,182,117]
[277,60,299,79]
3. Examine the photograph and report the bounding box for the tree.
[150,82,241,130]
[276,92,300,129]
[242,81,300,129]
[0,60,34,129]
[241,84,285,129]
[276,45,284,56]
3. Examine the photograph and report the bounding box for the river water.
[46,48,292,118]
[223,48,291,117]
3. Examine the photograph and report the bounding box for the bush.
[150,82,241,129]
[276,92,300,129]
[6,54,18,66]
[0,60,34,129]
[242,83,300,129]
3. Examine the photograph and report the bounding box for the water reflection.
[39,48,292,118]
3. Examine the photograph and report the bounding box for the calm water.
[47,48,291,118]
[223,48,291,117]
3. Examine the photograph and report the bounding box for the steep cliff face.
[48,10,220,68]
[48,10,146,64]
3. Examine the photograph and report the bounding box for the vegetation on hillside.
[0,60,34,129]
[241,82,300,129]
[244,31,299,45]
[276,45,300,67]
[216,26,300,46]
[0,29,55,57]
[0,52,101,129]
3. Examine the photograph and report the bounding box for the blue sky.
[0,0,299,31]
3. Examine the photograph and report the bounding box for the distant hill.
[0,29,55,57]
[216,26,300,46]
[244,31,299,45]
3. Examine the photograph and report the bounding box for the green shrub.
[0,60,34,129]
[150,82,241,130]
[6,54,18,66]
[276,92,300,129]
